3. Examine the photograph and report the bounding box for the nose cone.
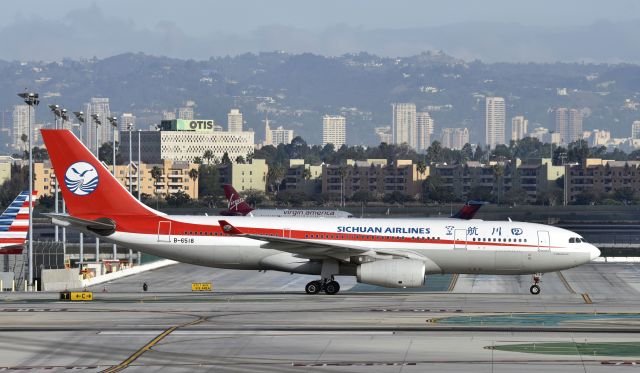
[589,244,601,261]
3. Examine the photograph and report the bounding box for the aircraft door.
[158,221,171,243]
[283,228,292,238]
[537,230,550,251]
[453,229,467,250]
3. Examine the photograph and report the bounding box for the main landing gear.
[305,279,341,295]
[530,274,541,295]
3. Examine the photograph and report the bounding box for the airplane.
[42,129,600,295]
[220,184,353,218]
[221,184,485,219]
[0,191,37,255]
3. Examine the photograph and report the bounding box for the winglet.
[218,220,244,235]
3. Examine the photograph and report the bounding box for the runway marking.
[582,293,593,304]
[99,330,394,336]
[100,316,205,373]
[293,362,417,367]
[557,271,576,294]
[447,274,459,292]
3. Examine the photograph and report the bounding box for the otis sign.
[174,119,216,132]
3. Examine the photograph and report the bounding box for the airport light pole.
[108,116,118,261]
[48,105,61,243]
[73,111,86,266]
[18,92,39,289]
[91,113,101,262]
[128,124,133,265]
[60,109,69,258]
[137,129,142,265]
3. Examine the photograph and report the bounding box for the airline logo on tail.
[0,191,37,254]
[220,184,254,216]
[64,161,99,196]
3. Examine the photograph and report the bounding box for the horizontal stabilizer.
[44,213,116,235]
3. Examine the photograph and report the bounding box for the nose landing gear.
[530,274,541,295]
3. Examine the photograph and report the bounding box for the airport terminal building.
[120,119,255,164]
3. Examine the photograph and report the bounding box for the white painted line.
[98,330,394,336]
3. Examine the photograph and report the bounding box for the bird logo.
[64,161,99,196]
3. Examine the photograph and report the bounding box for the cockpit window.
[569,238,575,243]
[569,237,584,243]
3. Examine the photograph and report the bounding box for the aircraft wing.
[218,220,423,262]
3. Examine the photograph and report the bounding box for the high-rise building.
[555,108,582,144]
[120,113,136,131]
[452,128,470,150]
[85,98,111,151]
[440,128,454,149]
[511,116,528,141]
[177,104,194,120]
[162,111,176,120]
[322,115,346,148]
[12,105,31,151]
[416,111,434,151]
[632,121,640,139]
[392,103,417,148]
[264,118,294,146]
[528,127,550,143]
[440,128,469,150]
[485,97,505,148]
[374,126,393,144]
[228,109,243,132]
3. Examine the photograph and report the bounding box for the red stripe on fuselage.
[100,214,551,249]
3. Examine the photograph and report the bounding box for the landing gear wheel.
[305,281,321,294]
[324,281,340,295]
[530,284,541,295]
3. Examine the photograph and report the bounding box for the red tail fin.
[222,184,253,216]
[40,129,158,218]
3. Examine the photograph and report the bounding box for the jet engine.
[356,259,426,288]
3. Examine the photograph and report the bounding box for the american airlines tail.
[0,191,37,254]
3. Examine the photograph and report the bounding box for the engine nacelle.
[356,259,426,288]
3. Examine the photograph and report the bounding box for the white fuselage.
[100,215,599,277]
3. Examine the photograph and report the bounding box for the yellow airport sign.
[60,291,93,301]
[191,282,212,291]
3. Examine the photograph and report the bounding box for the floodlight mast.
[17,92,39,290]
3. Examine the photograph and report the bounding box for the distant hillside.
[1,51,639,148]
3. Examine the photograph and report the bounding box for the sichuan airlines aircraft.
[42,130,600,295]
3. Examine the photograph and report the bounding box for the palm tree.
[301,167,312,181]
[188,168,199,199]
[416,160,427,181]
[151,166,163,209]
[267,164,285,194]
[20,134,28,157]
[193,156,202,165]
[492,164,504,205]
[203,150,214,165]
[338,166,348,207]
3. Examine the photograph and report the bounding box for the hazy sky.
[2,0,640,62]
